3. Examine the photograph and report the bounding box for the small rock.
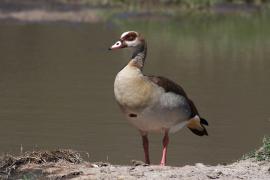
[94,161,110,167]
[236,176,244,179]
[258,162,266,166]
[117,175,126,180]
[207,171,223,179]
[131,160,149,166]
[61,171,83,179]
[91,164,99,168]
[195,163,205,168]
[169,174,177,178]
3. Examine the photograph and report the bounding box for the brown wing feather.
[147,75,198,118]
[147,75,208,136]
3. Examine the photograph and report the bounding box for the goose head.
[109,31,143,50]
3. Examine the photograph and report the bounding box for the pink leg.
[160,131,169,166]
[141,134,150,164]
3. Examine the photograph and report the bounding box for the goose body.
[109,31,208,165]
[114,63,190,133]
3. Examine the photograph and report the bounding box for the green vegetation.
[242,136,270,161]
[60,0,270,12]
[79,0,269,9]
[60,0,270,20]
[63,0,269,7]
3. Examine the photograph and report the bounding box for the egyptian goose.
[109,31,208,166]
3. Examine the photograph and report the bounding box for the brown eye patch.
[124,32,137,41]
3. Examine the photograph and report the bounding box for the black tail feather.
[200,118,209,126]
[189,126,208,136]
[188,117,209,136]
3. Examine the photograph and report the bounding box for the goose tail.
[187,115,209,136]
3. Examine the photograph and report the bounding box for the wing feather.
[147,75,198,118]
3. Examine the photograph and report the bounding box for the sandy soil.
[0,146,269,179]
[3,158,270,179]
[14,160,270,179]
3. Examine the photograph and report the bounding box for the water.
[0,17,269,166]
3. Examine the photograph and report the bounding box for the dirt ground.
[10,159,270,180]
[0,150,269,180]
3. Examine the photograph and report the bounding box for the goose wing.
[147,75,198,118]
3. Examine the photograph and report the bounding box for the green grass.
[242,136,270,161]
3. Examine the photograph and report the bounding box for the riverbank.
[1,137,270,179]
[0,151,269,179]
[0,0,267,23]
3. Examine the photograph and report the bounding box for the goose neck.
[130,41,147,70]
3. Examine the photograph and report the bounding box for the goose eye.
[126,35,136,41]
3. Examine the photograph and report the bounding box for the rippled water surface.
[0,18,270,165]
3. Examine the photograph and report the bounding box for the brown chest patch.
[129,113,137,117]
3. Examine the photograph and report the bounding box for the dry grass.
[0,149,82,179]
